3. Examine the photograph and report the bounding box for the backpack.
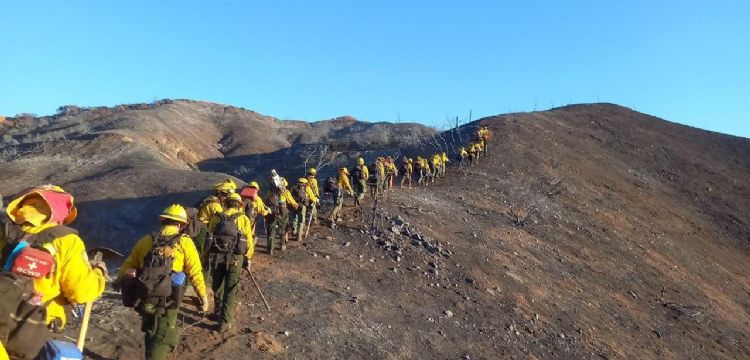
[136,233,180,301]
[208,213,247,256]
[292,184,308,205]
[240,187,258,201]
[0,221,77,359]
[323,177,338,194]
[182,207,204,239]
[266,191,289,218]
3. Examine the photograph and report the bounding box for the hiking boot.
[219,322,232,333]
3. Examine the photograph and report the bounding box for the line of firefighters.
[0,126,490,360]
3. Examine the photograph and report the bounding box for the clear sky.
[1,1,748,137]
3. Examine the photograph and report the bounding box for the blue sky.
[1,1,748,137]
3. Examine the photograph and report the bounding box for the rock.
[444,310,454,318]
[342,241,351,247]
[391,226,401,234]
[464,276,476,284]
[324,255,331,260]
[283,330,290,336]
[428,268,438,275]
[371,235,379,241]
[411,239,422,246]
[325,236,334,241]
[428,261,438,268]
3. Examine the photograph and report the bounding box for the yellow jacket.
[305,185,319,204]
[338,171,353,193]
[441,154,450,163]
[307,176,319,197]
[198,196,223,224]
[376,162,385,178]
[460,149,468,158]
[118,225,207,299]
[0,343,7,360]
[0,222,106,327]
[208,208,254,261]
[431,155,442,166]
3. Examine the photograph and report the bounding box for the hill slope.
[0,100,435,250]
[60,103,750,360]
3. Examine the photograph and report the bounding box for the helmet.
[6,185,77,226]
[298,178,309,184]
[214,179,237,192]
[249,181,260,189]
[340,167,349,175]
[159,204,189,224]
[308,168,317,176]
[357,158,365,166]
[227,192,242,202]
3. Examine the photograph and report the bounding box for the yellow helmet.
[159,204,189,224]
[249,181,260,189]
[357,157,365,166]
[340,167,349,175]
[308,168,317,176]
[227,192,242,202]
[298,178,309,184]
[214,179,237,192]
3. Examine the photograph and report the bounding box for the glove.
[244,259,252,271]
[90,259,111,281]
[198,295,209,313]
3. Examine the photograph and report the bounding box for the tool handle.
[77,252,102,352]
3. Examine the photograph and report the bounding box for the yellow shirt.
[305,185,319,204]
[197,196,223,224]
[0,223,107,327]
[307,176,320,197]
[118,225,207,298]
[207,208,255,260]
[338,173,353,193]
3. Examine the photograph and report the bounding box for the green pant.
[292,205,307,237]
[143,308,179,360]
[356,179,367,204]
[307,203,317,225]
[210,255,243,328]
[193,228,210,280]
[328,191,344,221]
[267,216,288,254]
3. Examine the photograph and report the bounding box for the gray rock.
[464,276,476,284]
[444,310,454,318]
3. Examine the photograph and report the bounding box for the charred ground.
[3,103,750,359]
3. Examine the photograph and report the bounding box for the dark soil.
[67,104,750,359]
